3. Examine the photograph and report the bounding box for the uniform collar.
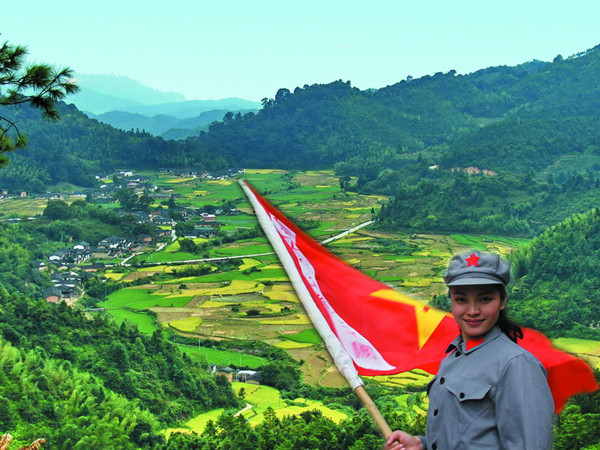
[445,326,503,354]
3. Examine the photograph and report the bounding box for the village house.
[122,210,152,223]
[51,271,82,297]
[49,247,91,265]
[71,248,91,263]
[198,216,222,232]
[42,287,62,304]
[49,249,69,264]
[73,241,90,251]
[155,226,171,238]
[80,262,106,272]
[201,213,216,222]
[171,207,195,220]
[177,170,200,178]
[153,215,175,226]
[136,234,153,245]
[90,247,112,259]
[153,192,175,200]
[34,261,48,272]
[98,236,130,250]
[193,226,217,238]
[182,229,204,239]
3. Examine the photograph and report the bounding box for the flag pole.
[239,179,393,439]
[355,385,393,439]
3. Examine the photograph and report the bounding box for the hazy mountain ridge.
[111,98,261,118]
[71,73,185,110]
[86,107,259,138]
[68,73,261,137]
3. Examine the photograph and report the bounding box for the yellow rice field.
[104,272,126,281]
[167,280,265,298]
[260,313,312,325]
[206,179,233,186]
[239,258,261,270]
[165,177,196,183]
[169,317,203,332]
[272,340,314,349]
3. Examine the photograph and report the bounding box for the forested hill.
[0,103,227,192]
[508,208,600,338]
[197,45,600,174]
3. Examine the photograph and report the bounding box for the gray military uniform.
[420,326,554,450]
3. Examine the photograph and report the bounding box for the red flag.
[240,180,598,413]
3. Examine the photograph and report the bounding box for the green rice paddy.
[105,287,192,309]
[552,337,600,354]
[106,309,158,335]
[178,345,268,369]
[172,382,349,436]
[282,328,322,344]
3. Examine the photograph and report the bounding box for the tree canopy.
[0,40,79,165]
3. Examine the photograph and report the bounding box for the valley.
[5,168,599,439]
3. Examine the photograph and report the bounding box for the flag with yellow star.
[240,180,597,413]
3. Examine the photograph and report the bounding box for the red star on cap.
[465,253,480,267]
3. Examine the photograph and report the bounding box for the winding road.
[120,219,375,267]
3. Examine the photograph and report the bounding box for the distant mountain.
[67,86,146,115]
[70,73,185,111]
[84,111,183,135]
[112,99,261,119]
[67,73,261,137]
[69,73,260,117]
[86,108,259,138]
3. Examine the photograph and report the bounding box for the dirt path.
[233,403,252,417]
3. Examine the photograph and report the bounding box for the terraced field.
[97,170,569,390]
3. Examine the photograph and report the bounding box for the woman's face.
[449,284,506,341]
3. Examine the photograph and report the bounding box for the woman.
[384,251,554,450]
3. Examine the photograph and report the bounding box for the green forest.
[509,208,600,338]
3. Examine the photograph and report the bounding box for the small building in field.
[236,370,261,385]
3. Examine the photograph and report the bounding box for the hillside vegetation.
[509,208,600,337]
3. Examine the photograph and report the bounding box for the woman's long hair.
[497,286,523,343]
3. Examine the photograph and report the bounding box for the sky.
[2,0,600,102]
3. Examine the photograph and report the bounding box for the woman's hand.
[383,430,423,450]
